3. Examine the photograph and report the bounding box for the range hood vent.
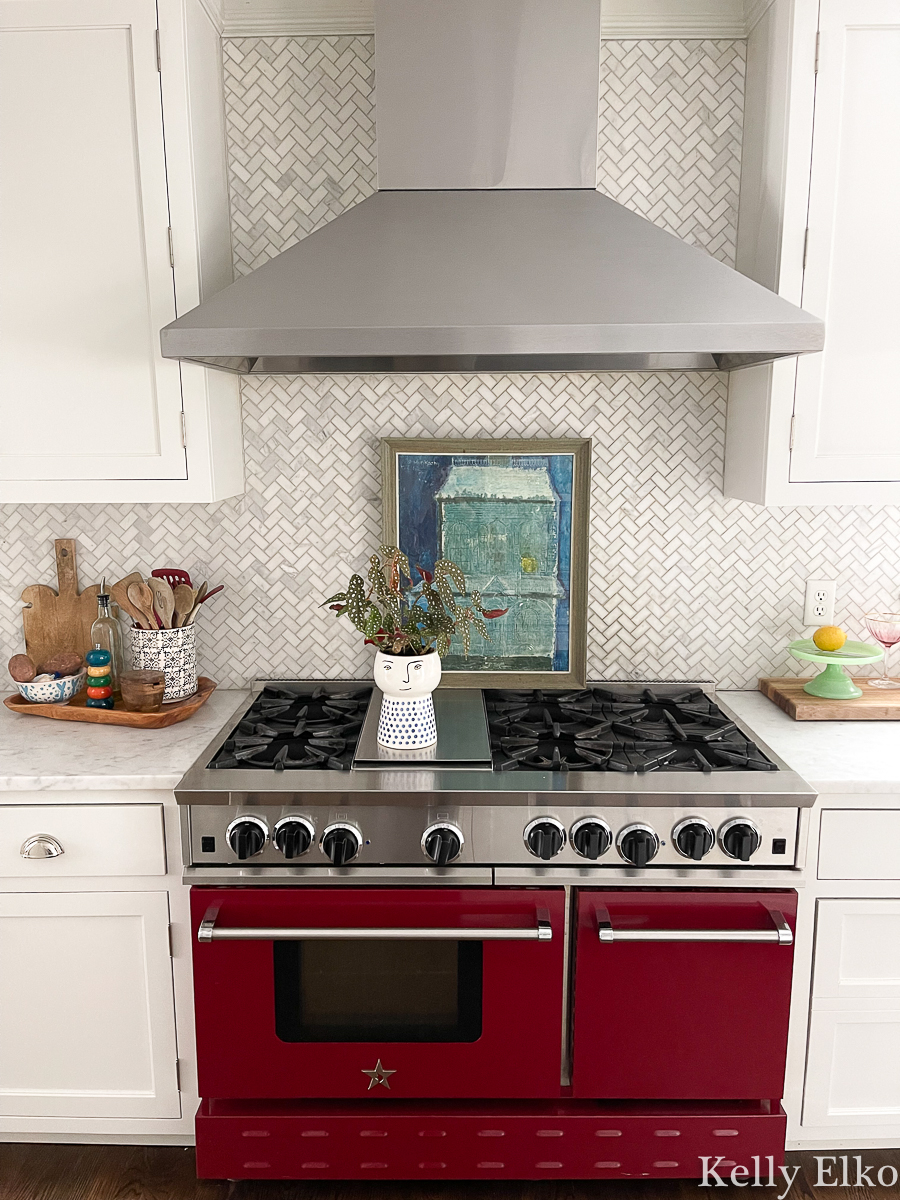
[160,0,823,376]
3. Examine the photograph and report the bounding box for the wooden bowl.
[119,669,166,713]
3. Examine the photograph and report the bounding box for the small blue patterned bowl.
[16,669,87,704]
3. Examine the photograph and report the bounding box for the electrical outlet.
[803,579,836,626]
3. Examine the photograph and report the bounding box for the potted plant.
[323,545,506,749]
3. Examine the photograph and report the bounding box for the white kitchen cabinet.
[804,899,900,1126]
[0,0,243,503]
[0,890,180,1118]
[724,0,900,505]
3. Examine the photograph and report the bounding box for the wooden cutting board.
[759,677,900,720]
[20,539,101,669]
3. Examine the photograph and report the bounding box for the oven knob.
[321,823,360,866]
[225,816,268,860]
[719,818,761,861]
[571,818,612,860]
[617,823,660,867]
[673,817,715,861]
[524,817,566,860]
[274,817,314,859]
[422,823,463,865]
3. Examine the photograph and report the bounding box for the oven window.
[273,939,482,1042]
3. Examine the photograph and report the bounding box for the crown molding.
[222,0,753,40]
[197,0,225,35]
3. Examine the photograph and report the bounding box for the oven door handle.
[197,907,553,943]
[595,906,793,945]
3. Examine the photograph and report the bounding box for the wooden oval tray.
[3,676,216,728]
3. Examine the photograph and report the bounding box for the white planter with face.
[374,650,441,748]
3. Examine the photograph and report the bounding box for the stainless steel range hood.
[160,0,824,376]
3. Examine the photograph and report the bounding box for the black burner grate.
[209,684,372,771]
[486,686,777,774]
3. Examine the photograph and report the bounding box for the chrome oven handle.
[596,906,792,946]
[198,909,553,943]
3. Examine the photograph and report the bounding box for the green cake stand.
[788,638,884,699]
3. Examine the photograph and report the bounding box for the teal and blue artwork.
[395,452,575,673]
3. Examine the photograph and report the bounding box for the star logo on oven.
[361,1059,396,1090]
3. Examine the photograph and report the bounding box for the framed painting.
[381,438,591,688]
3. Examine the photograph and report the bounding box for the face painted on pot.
[373,650,442,699]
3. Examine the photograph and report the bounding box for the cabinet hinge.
[155,28,161,72]
[180,411,187,449]
[802,227,810,270]
[814,31,820,73]
[175,1059,182,1091]
[789,415,796,452]
[167,226,175,269]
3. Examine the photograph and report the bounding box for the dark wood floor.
[1,1146,899,1200]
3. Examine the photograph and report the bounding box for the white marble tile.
[723,691,900,792]
[0,689,248,792]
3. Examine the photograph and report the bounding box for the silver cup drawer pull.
[20,835,65,860]
[596,906,793,946]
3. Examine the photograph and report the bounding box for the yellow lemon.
[813,625,847,652]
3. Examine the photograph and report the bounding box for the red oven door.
[572,890,797,1100]
[191,887,565,1100]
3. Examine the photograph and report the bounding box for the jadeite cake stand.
[788,638,884,700]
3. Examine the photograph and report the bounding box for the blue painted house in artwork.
[435,462,564,667]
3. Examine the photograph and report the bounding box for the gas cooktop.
[177,680,814,810]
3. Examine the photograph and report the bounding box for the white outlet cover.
[803,579,836,626]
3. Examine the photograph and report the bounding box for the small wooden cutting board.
[21,540,100,669]
[759,677,900,720]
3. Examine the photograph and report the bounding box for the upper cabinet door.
[0,0,187,481]
[791,0,900,483]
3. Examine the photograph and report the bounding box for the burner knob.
[321,823,360,866]
[719,818,761,862]
[524,817,566,860]
[422,823,463,865]
[617,823,660,867]
[673,817,715,861]
[225,816,268,860]
[274,816,314,859]
[571,818,612,860]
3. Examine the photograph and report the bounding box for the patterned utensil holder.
[130,625,197,701]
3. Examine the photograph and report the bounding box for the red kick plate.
[195,1098,787,1180]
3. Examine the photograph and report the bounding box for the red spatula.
[151,567,192,589]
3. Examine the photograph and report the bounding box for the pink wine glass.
[864,613,900,688]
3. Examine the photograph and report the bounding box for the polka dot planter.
[377,695,438,749]
[373,649,441,750]
[130,625,197,702]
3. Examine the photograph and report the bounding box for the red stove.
[176,680,814,1181]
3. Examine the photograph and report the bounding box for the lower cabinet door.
[804,1006,900,1126]
[0,890,180,1118]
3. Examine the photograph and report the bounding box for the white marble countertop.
[0,689,248,791]
[1,686,897,795]
[722,690,900,792]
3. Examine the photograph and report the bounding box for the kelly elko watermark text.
[700,1155,900,1197]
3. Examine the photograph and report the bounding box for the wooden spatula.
[172,583,195,628]
[126,582,156,630]
[109,571,146,629]
[146,577,175,629]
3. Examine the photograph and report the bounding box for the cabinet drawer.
[0,805,165,877]
[818,810,900,879]
[813,900,900,999]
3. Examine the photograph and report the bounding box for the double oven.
[191,884,796,1179]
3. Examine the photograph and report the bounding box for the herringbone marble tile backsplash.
[1,38,898,690]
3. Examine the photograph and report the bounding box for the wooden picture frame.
[382,438,590,689]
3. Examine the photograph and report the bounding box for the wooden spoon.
[183,580,208,627]
[109,572,146,629]
[146,577,175,629]
[172,583,195,628]
[126,582,156,631]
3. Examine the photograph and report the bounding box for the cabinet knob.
[20,834,64,860]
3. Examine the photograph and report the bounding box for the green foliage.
[321,546,508,658]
